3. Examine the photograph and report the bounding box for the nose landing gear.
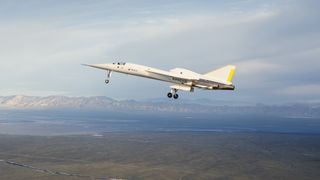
[105,70,112,84]
[167,89,179,99]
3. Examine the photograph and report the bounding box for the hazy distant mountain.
[0,95,208,113]
[0,95,319,117]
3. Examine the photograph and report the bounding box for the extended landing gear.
[167,89,179,99]
[167,92,179,99]
[105,70,112,84]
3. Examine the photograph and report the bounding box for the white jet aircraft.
[84,62,236,99]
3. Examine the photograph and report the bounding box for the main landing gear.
[167,89,179,99]
[105,70,112,84]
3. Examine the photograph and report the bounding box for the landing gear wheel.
[105,71,112,84]
[167,92,173,98]
[173,94,179,99]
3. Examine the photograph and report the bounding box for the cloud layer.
[0,0,319,103]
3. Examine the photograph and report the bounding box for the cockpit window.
[113,62,126,65]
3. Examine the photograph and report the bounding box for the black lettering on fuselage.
[172,77,187,83]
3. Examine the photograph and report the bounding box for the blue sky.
[0,0,319,103]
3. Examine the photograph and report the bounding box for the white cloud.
[0,0,319,103]
[236,59,282,75]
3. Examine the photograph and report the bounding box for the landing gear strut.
[167,89,179,99]
[105,70,112,84]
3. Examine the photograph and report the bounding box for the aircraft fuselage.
[84,62,235,99]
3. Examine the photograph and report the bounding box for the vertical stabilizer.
[204,65,236,83]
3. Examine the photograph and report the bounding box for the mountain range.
[0,95,319,117]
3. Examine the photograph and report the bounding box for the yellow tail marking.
[227,69,234,82]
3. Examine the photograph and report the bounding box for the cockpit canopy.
[113,62,126,65]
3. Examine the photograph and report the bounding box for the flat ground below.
[0,132,320,180]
